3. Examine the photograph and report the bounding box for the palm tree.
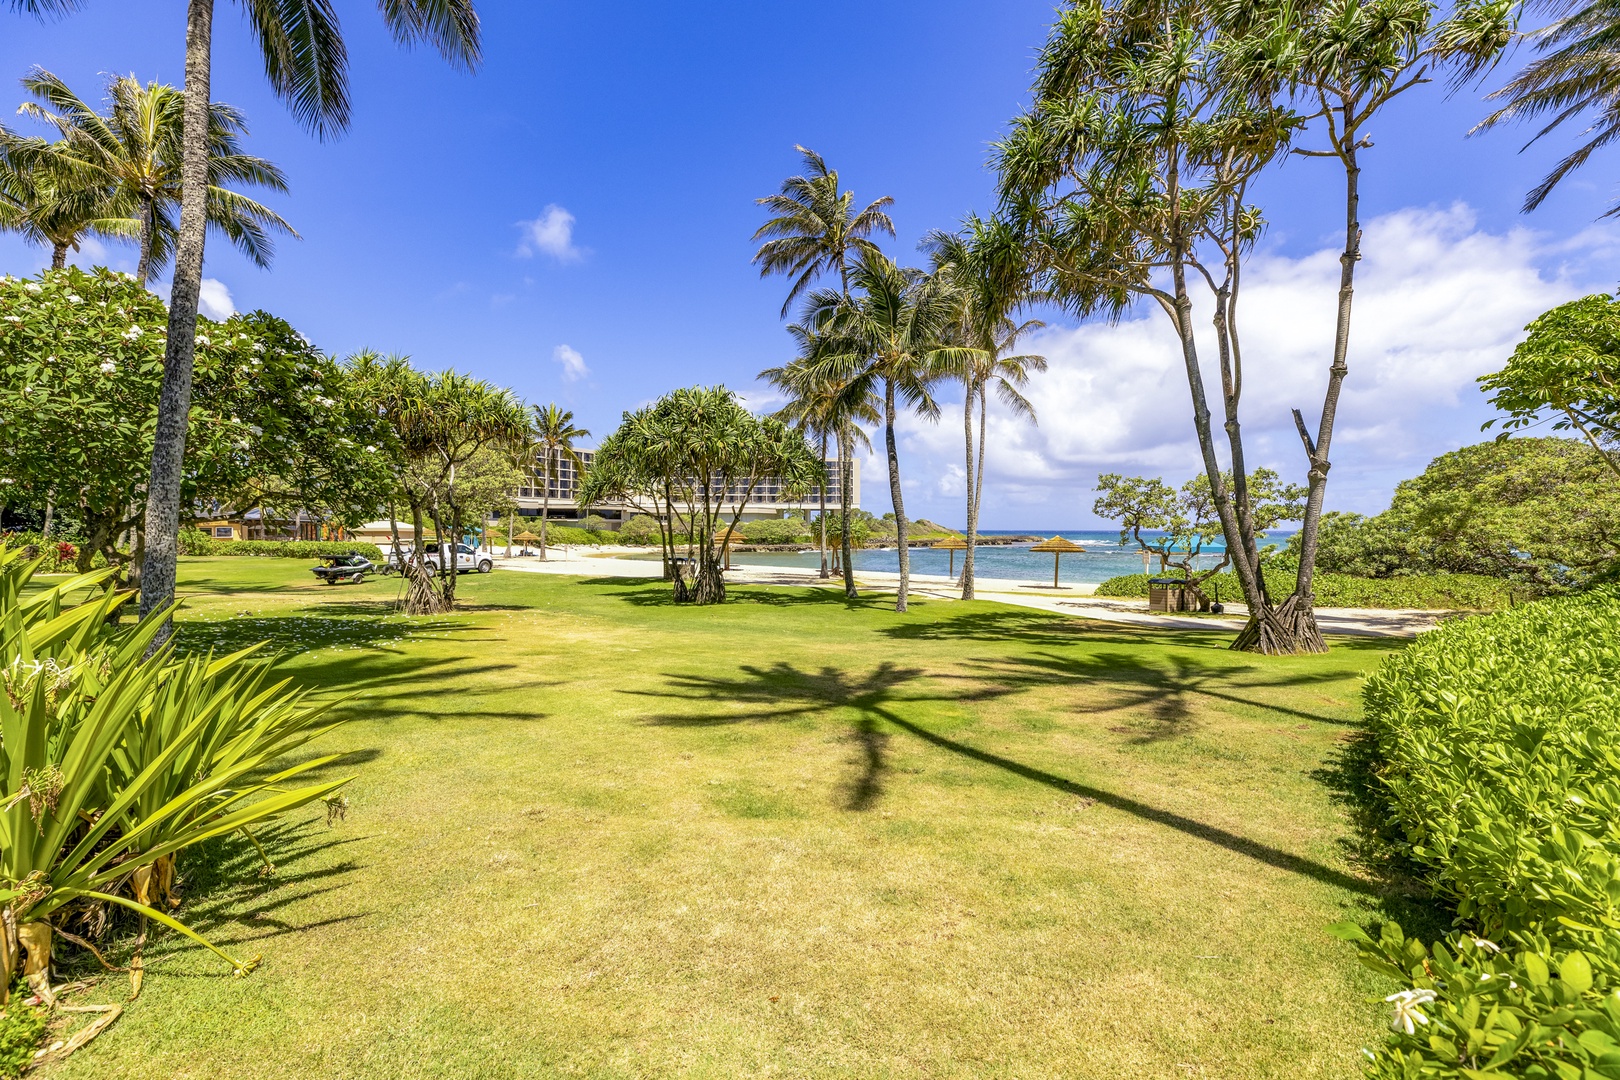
[752,145,895,317]
[530,404,590,560]
[761,325,879,590]
[1477,0,1620,213]
[0,134,118,267]
[923,216,1046,599]
[16,68,295,285]
[10,0,483,633]
[807,251,979,612]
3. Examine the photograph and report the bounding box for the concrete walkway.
[492,547,1444,639]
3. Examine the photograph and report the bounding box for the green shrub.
[0,997,46,1078]
[740,519,808,544]
[197,539,384,561]
[179,526,216,556]
[1093,568,1524,610]
[1337,588,1620,1078]
[618,515,662,546]
[540,525,610,546]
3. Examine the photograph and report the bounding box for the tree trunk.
[1282,143,1363,655]
[136,194,156,286]
[41,490,53,539]
[50,242,67,270]
[139,0,214,639]
[884,378,910,613]
[817,431,829,578]
[506,507,515,558]
[839,427,857,599]
[443,493,460,611]
[539,451,550,560]
[961,377,977,600]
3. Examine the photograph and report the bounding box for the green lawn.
[47,557,1415,1079]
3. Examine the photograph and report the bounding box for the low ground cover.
[46,558,1412,1078]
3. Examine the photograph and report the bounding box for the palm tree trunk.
[961,378,976,601]
[817,431,829,578]
[136,194,156,286]
[506,508,514,558]
[539,451,550,560]
[884,378,909,613]
[839,426,857,599]
[139,0,214,635]
[50,242,67,270]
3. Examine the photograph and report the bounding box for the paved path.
[493,548,1443,638]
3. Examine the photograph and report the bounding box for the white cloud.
[198,278,235,321]
[552,344,589,383]
[850,205,1620,528]
[517,205,581,261]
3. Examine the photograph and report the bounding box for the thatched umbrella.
[1029,536,1086,588]
[512,529,541,555]
[933,535,968,577]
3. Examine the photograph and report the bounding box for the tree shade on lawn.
[40,557,1418,1078]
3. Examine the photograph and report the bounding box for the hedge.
[183,536,384,560]
[1335,588,1620,1078]
[1093,568,1525,610]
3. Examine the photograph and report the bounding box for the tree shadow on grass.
[1312,733,1454,945]
[633,659,1376,895]
[584,578,897,613]
[957,649,1365,739]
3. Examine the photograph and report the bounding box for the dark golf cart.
[311,552,375,585]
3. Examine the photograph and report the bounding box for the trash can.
[1148,577,1191,612]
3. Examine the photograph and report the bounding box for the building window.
[213,526,234,539]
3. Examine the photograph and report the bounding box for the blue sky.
[5,2,1620,528]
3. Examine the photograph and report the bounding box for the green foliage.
[0,544,354,981]
[1094,469,1302,582]
[617,515,662,546]
[578,514,613,534]
[740,519,809,544]
[0,996,45,1078]
[1095,569,1522,610]
[539,525,611,547]
[0,268,391,568]
[1343,588,1620,1077]
[1284,438,1620,589]
[1480,293,1620,468]
[182,539,384,560]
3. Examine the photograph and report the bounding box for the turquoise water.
[627,530,1272,586]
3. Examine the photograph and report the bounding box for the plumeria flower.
[196,334,211,346]
[121,325,143,341]
[1385,989,1436,1035]
[66,294,83,304]
[251,343,266,354]
[2,316,19,323]
[24,282,41,293]
[100,360,117,374]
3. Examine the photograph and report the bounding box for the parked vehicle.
[421,542,493,575]
[311,552,375,585]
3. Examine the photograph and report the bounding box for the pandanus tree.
[529,403,590,559]
[8,0,483,639]
[998,0,1513,652]
[922,215,1046,600]
[13,68,295,285]
[803,251,980,613]
[580,387,822,605]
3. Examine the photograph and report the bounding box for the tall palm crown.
[0,137,116,266]
[1478,0,1620,213]
[13,68,295,283]
[530,404,591,489]
[752,145,896,317]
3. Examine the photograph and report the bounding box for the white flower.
[121,325,143,341]
[1470,937,1501,954]
[99,361,117,375]
[2,316,19,324]
[364,445,377,453]
[66,294,83,304]
[251,343,266,354]
[195,334,210,346]
[1385,989,1436,1035]
[24,283,40,294]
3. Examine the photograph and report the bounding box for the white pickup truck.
[388,542,493,575]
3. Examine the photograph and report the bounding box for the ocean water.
[630,530,1279,586]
